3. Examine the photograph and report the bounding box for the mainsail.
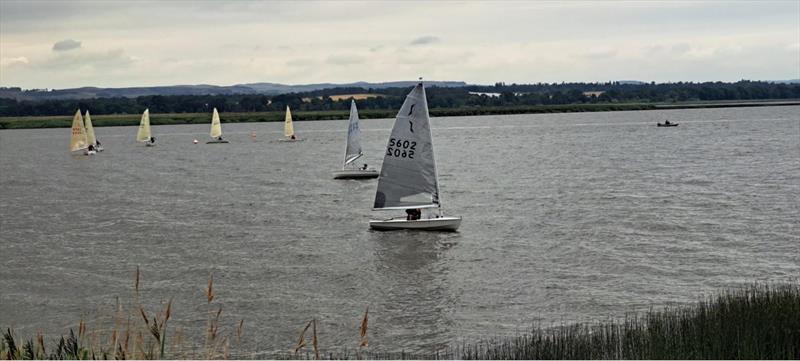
[373,83,440,210]
[343,100,363,167]
[69,109,88,152]
[210,108,222,138]
[284,106,294,137]
[136,108,151,142]
[84,110,96,146]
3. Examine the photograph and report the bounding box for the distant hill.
[0,81,468,101]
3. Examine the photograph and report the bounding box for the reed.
[4,281,797,359]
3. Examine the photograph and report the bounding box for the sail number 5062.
[387,138,416,159]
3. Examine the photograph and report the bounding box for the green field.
[0,104,657,129]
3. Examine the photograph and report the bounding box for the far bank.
[1,100,798,129]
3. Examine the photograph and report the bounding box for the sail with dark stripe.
[373,82,440,210]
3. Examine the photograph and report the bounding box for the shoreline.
[1,100,798,130]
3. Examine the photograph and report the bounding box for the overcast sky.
[1,0,798,89]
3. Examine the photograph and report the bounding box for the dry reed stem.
[312,319,320,360]
[293,320,312,354]
[359,306,369,348]
[236,319,244,344]
[206,274,215,304]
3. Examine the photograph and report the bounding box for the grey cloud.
[326,54,366,66]
[671,43,691,55]
[53,39,81,51]
[39,48,135,69]
[410,36,440,46]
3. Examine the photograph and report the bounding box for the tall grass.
[3,281,798,359]
[456,283,800,360]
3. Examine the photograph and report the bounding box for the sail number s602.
[387,138,416,159]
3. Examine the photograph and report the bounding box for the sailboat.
[333,100,378,179]
[70,109,94,155]
[207,108,229,143]
[279,106,302,141]
[84,110,103,152]
[137,108,156,146]
[369,80,461,231]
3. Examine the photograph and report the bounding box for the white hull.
[145,142,156,147]
[279,138,304,142]
[369,216,461,231]
[207,140,230,144]
[333,169,379,179]
[84,150,96,155]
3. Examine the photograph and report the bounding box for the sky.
[1,0,798,89]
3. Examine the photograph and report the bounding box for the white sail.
[284,106,294,137]
[373,82,440,210]
[69,109,88,152]
[84,110,96,146]
[136,108,151,142]
[343,100,363,167]
[210,108,222,138]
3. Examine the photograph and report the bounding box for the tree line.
[0,80,797,117]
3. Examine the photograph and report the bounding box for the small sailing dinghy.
[137,108,156,146]
[279,106,302,141]
[84,110,103,152]
[333,100,378,179]
[70,109,94,155]
[207,108,229,143]
[369,80,461,231]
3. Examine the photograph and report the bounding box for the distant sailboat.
[369,80,461,231]
[333,100,378,179]
[70,109,94,155]
[207,108,229,143]
[280,106,302,141]
[84,110,103,152]
[137,108,156,146]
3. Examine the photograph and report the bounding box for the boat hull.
[206,140,230,144]
[333,169,379,179]
[657,123,679,127]
[369,216,461,231]
[278,138,304,142]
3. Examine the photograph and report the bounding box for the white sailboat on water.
[137,108,156,146]
[207,108,229,143]
[84,110,103,152]
[70,109,94,155]
[333,100,379,179]
[279,106,302,141]
[369,80,461,231]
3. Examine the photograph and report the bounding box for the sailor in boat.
[217,136,225,141]
[96,139,102,147]
[361,164,369,170]
[290,134,296,140]
[87,144,95,152]
[405,208,421,221]
[664,120,671,125]
[150,136,156,144]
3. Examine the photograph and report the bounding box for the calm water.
[1,106,799,356]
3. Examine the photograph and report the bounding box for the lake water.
[1,106,798,357]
